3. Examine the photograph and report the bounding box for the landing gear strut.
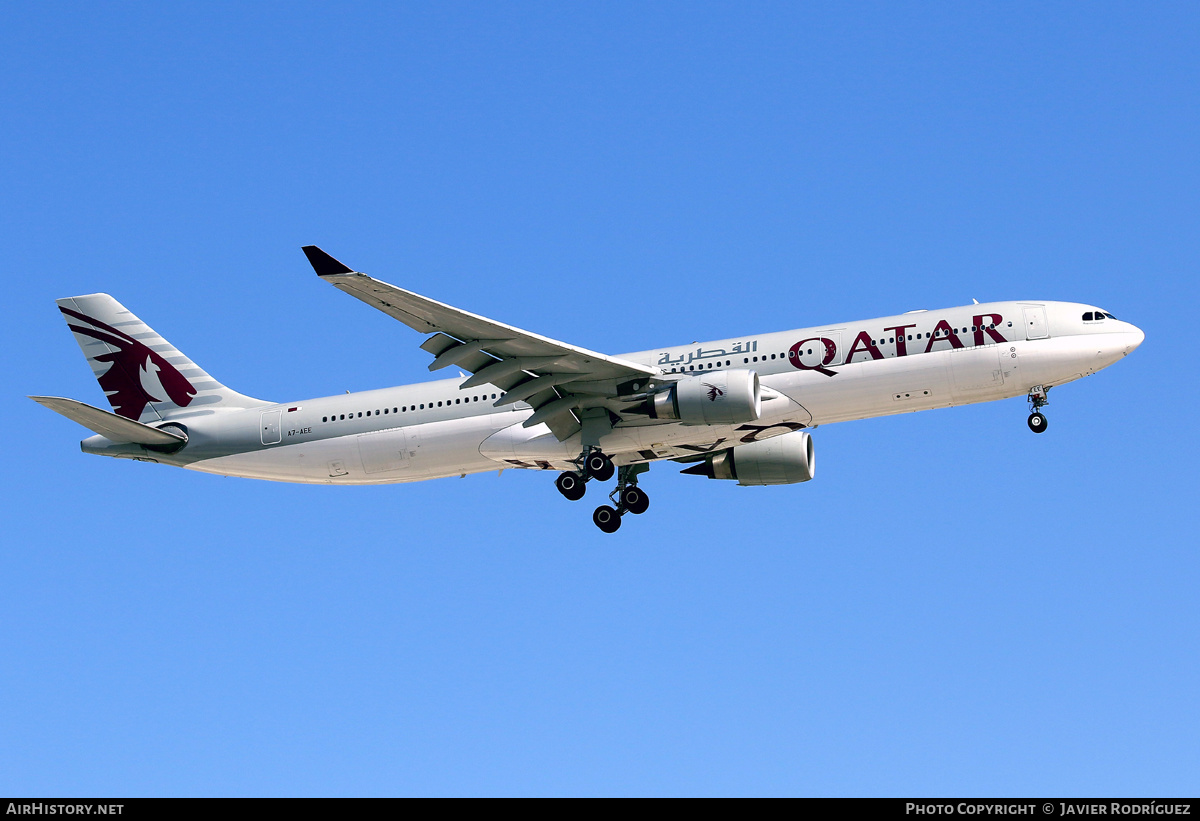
[1027,385,1049,434]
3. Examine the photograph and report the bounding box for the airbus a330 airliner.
[33,246,1144,532]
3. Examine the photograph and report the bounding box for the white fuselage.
[83,300,1143,484]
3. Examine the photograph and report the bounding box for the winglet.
[302,245,355,276]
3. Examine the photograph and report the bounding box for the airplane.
[31,246,1145,533]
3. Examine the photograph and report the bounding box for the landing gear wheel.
[555,471,586,501]
[620,486,650,515]
[1027,412,1048,434]
[592,505,622,533]
[586,452,615,482]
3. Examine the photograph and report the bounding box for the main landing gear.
[553,450,650,533]
[554,447,615,502]
[591,463,651,534]
[1027,385,1049,434]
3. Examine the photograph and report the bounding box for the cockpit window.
[1083,312,1094,321]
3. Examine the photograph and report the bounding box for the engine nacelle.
[681,430,815,486]
[649,369,761,426]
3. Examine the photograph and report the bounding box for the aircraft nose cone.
[1097,324,1144,368]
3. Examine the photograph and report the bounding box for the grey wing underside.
[302,246,662,441]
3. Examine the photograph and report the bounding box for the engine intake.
[649,369,761,426]
[681,430,815,486]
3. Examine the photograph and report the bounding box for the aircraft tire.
[556,471,586,501]
[621,486,649,515]
[586,453,615,482]
[592,505,622,533]
[1027,412,1048,434]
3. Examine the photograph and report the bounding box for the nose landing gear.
[1027,386,1049,433]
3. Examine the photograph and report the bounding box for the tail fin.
[56,293,267,423]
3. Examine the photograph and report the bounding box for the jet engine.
[648,369,761,426]
[681,430,815,486]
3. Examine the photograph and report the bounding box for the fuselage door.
[358,428,410,474]
[1023,306,1049,340]
[823,331,843,367]
[950,345,1003,396]
[260,410,282,445]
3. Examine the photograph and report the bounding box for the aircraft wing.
[303,246,661,440]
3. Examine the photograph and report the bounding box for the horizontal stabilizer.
[29,396,188,446]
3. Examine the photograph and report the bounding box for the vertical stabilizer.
[57,293,267,423]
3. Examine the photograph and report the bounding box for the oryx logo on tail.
[59,306,196,420]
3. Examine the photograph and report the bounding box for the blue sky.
[2,2,1198,796]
